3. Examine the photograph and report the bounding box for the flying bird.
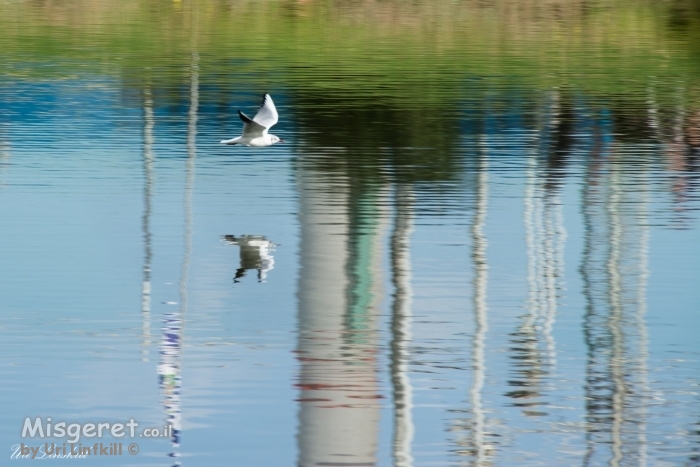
[220,94,284,147]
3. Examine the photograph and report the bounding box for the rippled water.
[1,1,699,466]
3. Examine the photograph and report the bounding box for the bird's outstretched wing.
[252,94,279,129]
[237,94,279,138]
[238,110,267,137]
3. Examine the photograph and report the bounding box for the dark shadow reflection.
[289,91,469,193]
[666,0,700,62]
[689,415,700,466]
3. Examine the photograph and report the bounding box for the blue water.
[1,2,700,466]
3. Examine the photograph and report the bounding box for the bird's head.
[270,135,284,144]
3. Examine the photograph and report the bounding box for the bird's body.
[221,134,278,147]
[220,94,283,147]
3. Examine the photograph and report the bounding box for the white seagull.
[220,93,284,147]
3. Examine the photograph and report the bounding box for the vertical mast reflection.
[390,183,415,467]
[516,147,546,409]
[141,85,154,362]
[581,127,651,466]
[635,168,650,467]
[510,91,566,413]
[467,143,490,465]
[158,42,198,466]
[0,123,9,187]
[607,165,625,467]
[295,156,385,467]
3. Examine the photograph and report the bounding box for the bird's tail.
[220,137,241,145]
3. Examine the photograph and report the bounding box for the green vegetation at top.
[1,0,699,103]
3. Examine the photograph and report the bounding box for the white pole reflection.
[543,188,564,369]
[141,85,154,362]
[635,160,651,467]
[539,91,565,372]
[515,146,546,410]
[581,136,651,466]
[390,183,415,467]
[646,80,660,140]
[539,92,561,373]
[158,44,198,466]
[610,155,652,467]
[295,159,385,467]
[468,142,490,465]
[516,92,566,412]
[607,164,625,467]
[0,123,10,187]
[581,136,609,467]
[523,147,539,354]
[180,50,198,323]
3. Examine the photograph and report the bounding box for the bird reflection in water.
[224,235,276,283]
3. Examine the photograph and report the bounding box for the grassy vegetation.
[0,0,698,101]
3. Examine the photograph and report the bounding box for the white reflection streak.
[607,164,624,467]
[543,91,564,369]
[646,80,660,139]
[523,147,539,360]
[469,143,489,466]
[141,86,154,362]
[180,51,198,320]
[636,165,651,467]
[391,184,415,467]
[533,186,545,339]
[544,189,564,368]
[159,45,198,466]
[0,123,9,186]
[522,95,565,400]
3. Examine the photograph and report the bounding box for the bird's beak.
[278,139,285,143]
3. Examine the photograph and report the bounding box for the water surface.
[1,1,699,466]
